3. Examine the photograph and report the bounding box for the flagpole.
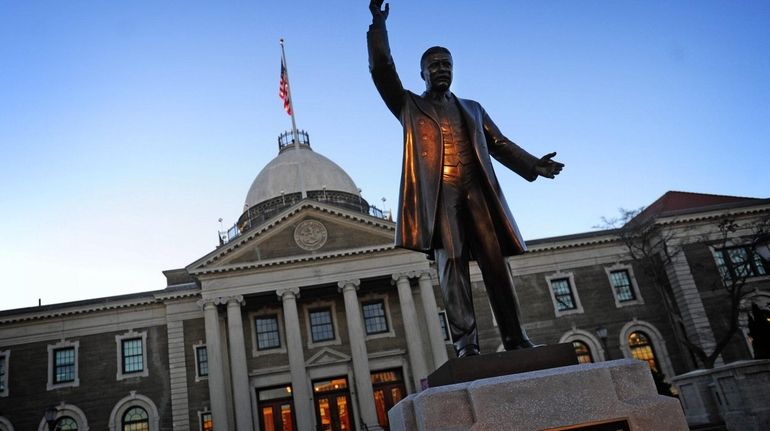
[279,38,307,199]
[279,39,301,151]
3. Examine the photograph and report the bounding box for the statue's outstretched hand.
[370,0,389,22]
[535,152,564,179]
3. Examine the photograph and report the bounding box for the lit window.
[200,412,212,431]
[713,246,767,281]
[122,339,144,374]
[438,311,450,341]
[309,308,335,342]
[551,278,577,311]
[122,406,149,431]
[572,341,594,364]
[255,315,281,350]
[195,346,208,377]
[628,331,659,372]
[54,347,76,384]
[55,416,78,431]
[609,270,636,302]
[362,300,388,335]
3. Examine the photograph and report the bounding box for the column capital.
[392,271,417,283]
[197,297,220,310]
[276,287,300,300]
[225,295,245,307]
[337,279,361,293]
[417,270,434,281]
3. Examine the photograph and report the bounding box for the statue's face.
[421,52,453,92]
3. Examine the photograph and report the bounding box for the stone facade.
[1,188,768,430]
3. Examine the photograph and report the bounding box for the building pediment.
[187,201,396,275]
[305,347,351,367]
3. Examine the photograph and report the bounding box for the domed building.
[0,129,767,431]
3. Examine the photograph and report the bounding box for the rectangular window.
[200,412,213,431]
[196,346,208,377]
[713,246,767,281]
[609,270,636,302]
[53,347,76,384]
[362,300,388,335]
[309,308,335,342]
[438,311,450,341]
[122,338,144,374]
[551,278,577,311]
[255,315,281,350]
[0,355,6,393]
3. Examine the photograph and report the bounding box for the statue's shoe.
[456,344,480,358]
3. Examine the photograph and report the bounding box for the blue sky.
[1,1,768,310]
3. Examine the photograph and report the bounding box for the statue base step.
[427,343,578,387]
[390,359,688,431]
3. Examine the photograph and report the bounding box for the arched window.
[122,407,149,431]
[628,331,659,372]
[572,341,594,364]
[55,417,78,431]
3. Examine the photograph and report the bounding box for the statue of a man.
[367,1,564,358]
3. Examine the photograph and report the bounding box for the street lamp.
[44,406,58,431]
[595,326,610,360]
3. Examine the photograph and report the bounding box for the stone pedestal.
[389,359,687,431]
[671,359,770,431]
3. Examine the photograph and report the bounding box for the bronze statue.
[367,1,564,358]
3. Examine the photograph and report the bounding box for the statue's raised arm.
[369,0,389,25]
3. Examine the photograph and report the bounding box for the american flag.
[279,58,292,116]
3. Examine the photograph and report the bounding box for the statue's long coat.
[367,26,540,257]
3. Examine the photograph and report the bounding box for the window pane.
[55,417,78,431]
[201,412,213,431]
[196,346,208,377]
[438,312,450,341]
[256,316,281,350]
[0,356,6,391]
[54,347,76,383]
[610,270,636,302]
[551,278,576,311]
[309,309,334,342]
[628,331,659,372]
[122,406,149,431]
[572,341,593,364]
[362,301,388,335]
[122,338,144,373]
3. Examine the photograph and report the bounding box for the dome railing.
[278,129,311,153]
[218,191,391,246]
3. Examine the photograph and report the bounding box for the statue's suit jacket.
[368,25,540,257]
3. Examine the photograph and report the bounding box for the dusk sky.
[2,1,768,311]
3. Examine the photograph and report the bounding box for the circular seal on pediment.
[294,219,328,251]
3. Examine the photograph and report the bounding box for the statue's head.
[420,46,453,92]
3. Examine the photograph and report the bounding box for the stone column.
[338,279,381,430]
[226,296,254,431]
[663,247,721,367]
[417,271,449,369]
[393,273,429,390]
[277,287,314,431]
[200,298,230,431]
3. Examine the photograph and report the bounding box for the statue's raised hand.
[370,0,389,22]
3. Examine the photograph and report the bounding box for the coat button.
[418,119,425,125]
[421,135,428,141]
[421,151,428,157]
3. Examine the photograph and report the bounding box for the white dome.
[244,145,360,210]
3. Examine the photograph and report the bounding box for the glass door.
[313,377,353,431]
[371,369,406,430]
[258,386,295,431]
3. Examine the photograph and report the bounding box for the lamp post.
[44,406,58,431]
[595,326,610,360]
